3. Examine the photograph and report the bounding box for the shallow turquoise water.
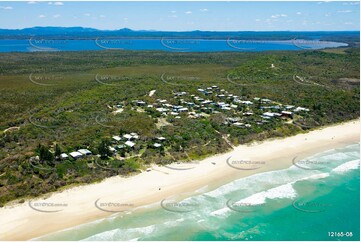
[35,143,360,241]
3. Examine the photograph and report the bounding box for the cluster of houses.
[55,132,167,162]
[130,85,310,128]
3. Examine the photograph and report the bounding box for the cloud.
[343,2,359,5]
[53,14,61,18]
[185,11,192,14]
[54,2,63,5]
[296,12,302,15]
[168,15,178,18]
[325,13,331,17]
[0,6,13,10]
[344,22,353,25]
[27,1,37,4]
[38,14,46,18]
[170,10,176,13]
[99,15,105,18]
[84,13,91,17]
[337,10,352,13]
[255,19,261,22]
[200,8,208,12]
[271,14,287,18]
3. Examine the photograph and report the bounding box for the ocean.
[0,39,348,52]
[34,143,360,241]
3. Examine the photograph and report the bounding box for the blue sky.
[0,1,359,31]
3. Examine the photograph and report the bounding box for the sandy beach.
[0,120,359,241]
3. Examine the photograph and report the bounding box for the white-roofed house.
[60,153,69,160]
[69,151,83,159]
[112,135,121,142]
[78,149,92,156]
[125,141,135,148]
[123,134,132,140]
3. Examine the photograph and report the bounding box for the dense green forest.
[0,47,359,206]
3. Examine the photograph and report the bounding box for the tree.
[39,145,54,163]
[98,139,112,159]
[55,144,62,159]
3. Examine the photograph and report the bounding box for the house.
[233,122,244,127]
[123,134,132,140]
[154,143,162,148]
[173,105,183,111]
[78,149,92,156]
[125,141,135,148]
[156,108,169,112]
[112,135,121,142]
[285,105,295,110]
[115,144,126,150]
[281,111,293,118]
[60,153,69,160]
[244,112,254,116]
[261,98,271,103]
[241,101,253,105]
[130,133,139,139]
[136,101,146,106]
[109,147,116,153]
[228,117,240,123]
[69,151,83,159]
[294,107,310,112]
[178,107,189,113]
[157,137,167,142]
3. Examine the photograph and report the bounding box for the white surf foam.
[332,159,360,173]
[210,182,297,217]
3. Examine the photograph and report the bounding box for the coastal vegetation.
[0,47,359,206]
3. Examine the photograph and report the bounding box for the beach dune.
[0,120,359,240]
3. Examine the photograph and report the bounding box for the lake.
[0,38,348,52]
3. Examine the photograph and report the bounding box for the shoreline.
[0,119,359,240]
